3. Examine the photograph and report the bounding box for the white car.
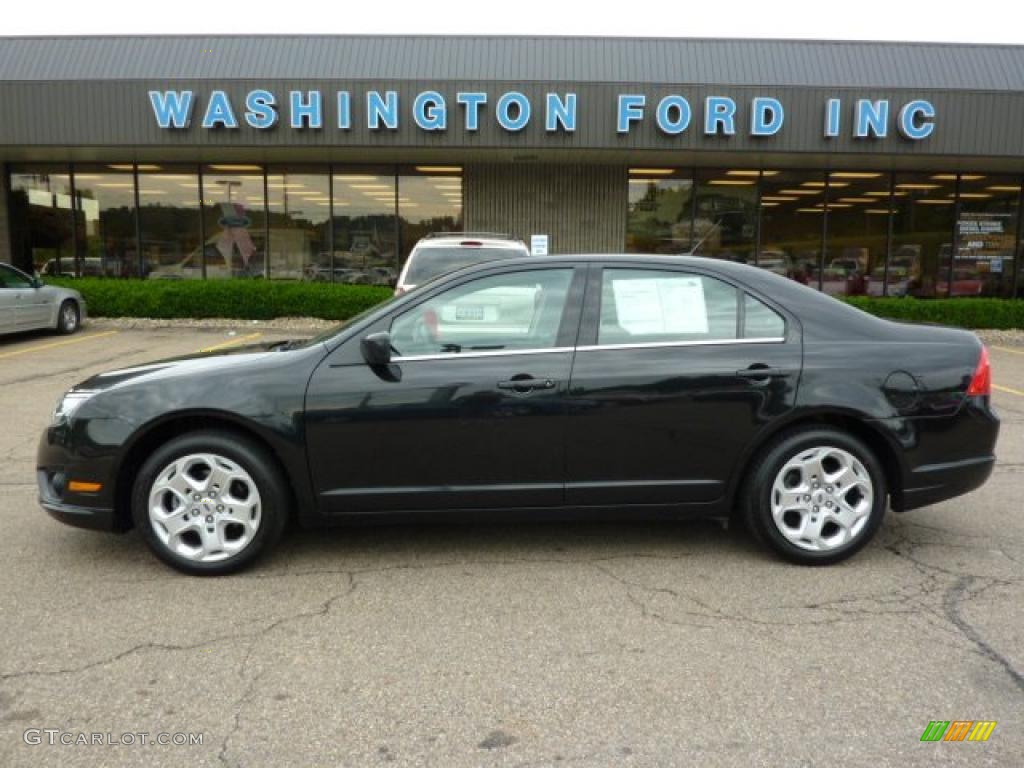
[395,233,530,294]
[0,263,86,336]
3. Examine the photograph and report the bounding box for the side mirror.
[31,277,43,288]
[361,332,393,366]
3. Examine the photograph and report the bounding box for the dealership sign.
[148,89,936,140]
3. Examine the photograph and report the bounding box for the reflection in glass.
[892,173,957,298]
[758,170,824,285]
[73,166,138,277]
[266,169,330,280]
[397,171,463,264]
[201,166,267,279]
[8,167,75,276]
[329,170,398,285]
[955,175,1020,298]
[626,170,694,253]
[137,167,202,279]
[693,170,758,262]
[824,172,891,297]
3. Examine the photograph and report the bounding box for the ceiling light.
[957,193,993,199]
[896,183,941,190]
[916,199,955,205]
[414,166,461,173]
[137,189,167,195]
[208,164,263,172]
[708,179,755,186]
[760,196,798,202]
[760,202,780,207]
[826,203,852,208]
[931,173,986,181]
[96,182,133,188]
[837,198,875,203]
[796,208,825,213]
[432,185,462,191]
[629,168,676,175]
[725,170,773,177]
[865,209,890,214]
[830,172,882,179]
[801,181,828,188]
[149,174,193,180]
[335,174,384,181]
[987,185,1022,192]
[351,184,392,190]
[266,183,306,189]
[778,189,821,195]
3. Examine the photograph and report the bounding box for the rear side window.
[405,246,526,284]
[598,269,738,344]
[743,294,786,338]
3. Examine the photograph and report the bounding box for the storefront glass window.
[201,165,267,279]
[758,170,824,286]
[954,174,1021,298]
[266,168,330,280]
[8,166,75,276]
[891,173,957,298]
[137,166,202,279]
[693,170,758,262]
[330,169,399,285]
[73,165,138,277]
[823,172,892,297]
[626,169,694,253]
[397,168,463,265]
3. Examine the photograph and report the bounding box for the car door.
[564,263,801,506]
[305,264,585,514]
[0,264,38,332]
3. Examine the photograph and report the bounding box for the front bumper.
[37,427,123,533]
[40,496,117,532]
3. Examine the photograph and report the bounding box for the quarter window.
[744,293,786,338]
[598,269,738,344]
[390,268,573,357]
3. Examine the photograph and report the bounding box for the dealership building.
[1,35,1023,297]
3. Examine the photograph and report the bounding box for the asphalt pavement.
[0,320,1021,767]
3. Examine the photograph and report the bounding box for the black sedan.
[38,255,999,574]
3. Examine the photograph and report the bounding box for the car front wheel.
[131,431,288,575]
[56,300,80,334]
[744,427,887,565]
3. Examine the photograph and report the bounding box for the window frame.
[578,262,790,351]
[387,263,587,362]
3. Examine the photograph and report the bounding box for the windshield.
[404,246,524,284]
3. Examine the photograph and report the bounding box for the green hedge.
[842,297,1024,330]
[45,277,1024,328]
[48,278,392,321]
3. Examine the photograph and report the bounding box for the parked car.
[38,255,998,575]
[395,232,529,294]
[0,263,85,336]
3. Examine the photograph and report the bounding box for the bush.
[842,297,1024,330]
[47,278,393,321]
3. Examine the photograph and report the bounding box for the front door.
[565,264,802,506]
[0,265,37,332]
[305,265,584,514]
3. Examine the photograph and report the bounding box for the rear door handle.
[736,367,787,379]
[497,377,557,392]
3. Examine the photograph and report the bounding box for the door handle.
[497,377,557,392]
[736,366,786,380]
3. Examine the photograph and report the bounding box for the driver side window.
[0,265,33,289]
[390,268,573,358]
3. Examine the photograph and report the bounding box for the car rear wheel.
[56,300,79,334]
[131,431,288,575]
[744,427,887,565]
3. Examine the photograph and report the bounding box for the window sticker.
[612,276,708,335]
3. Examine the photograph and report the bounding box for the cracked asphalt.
[0,321,1021,767]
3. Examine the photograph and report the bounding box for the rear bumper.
[898,455,996,512]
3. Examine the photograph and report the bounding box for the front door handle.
[497,377,557,393]
[736,366,786,380]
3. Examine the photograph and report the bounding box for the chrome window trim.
[392,346,574,362]
[577,337,785,352]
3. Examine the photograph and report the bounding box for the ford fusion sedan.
[1,263,85,336]
[38,255,998,575]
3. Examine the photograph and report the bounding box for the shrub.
[47,278,393,321]
[842,297,1024,330]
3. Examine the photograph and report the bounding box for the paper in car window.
[612,277,708,335]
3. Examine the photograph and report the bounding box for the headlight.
[52,390,97,422]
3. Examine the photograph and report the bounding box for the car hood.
[70,339,319,394]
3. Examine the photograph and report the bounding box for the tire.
[56,300,80,334]
[131,431,289,576]
[743,427,887,565]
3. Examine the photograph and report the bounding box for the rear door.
[564,263,802,506]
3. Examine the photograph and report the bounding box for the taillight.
[966,346,991,397]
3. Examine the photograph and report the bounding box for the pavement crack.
[943,575,1024,692]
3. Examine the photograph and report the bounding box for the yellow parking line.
[200,332,263,353]
[0,330,119,360]
[991,345,1024,356]
[994,384,1024,397]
